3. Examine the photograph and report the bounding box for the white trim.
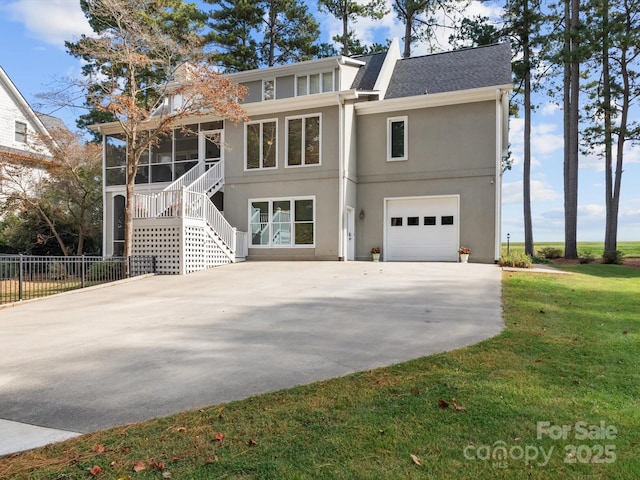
[383,194,460,262]
[284,113,322,168]
[373,37,401,99]
[248,196,316,248]
[386,116,408,162]
[244,118,278,171]
[355,85,514,115]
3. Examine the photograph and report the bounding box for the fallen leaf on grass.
[411,388,420,396]
[623,330,628,335]
[438,399,449,409]
[175,427,187,432]
[205,456,219,464]
[162,472,173,479]
[91,444,106,453]
[214,432,225,442]
[534,359,542,363]
[451,398,467,412]
[150,459,165,470]
[410,454,422,466]
[89,465,102,476]
[539,308,546,314]
[248,439,258,447]
[132,460,146,472]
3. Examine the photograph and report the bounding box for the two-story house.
[95,40,511,274]
[0,66,61,212]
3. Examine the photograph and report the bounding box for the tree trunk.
[523,0,534,257]
[403,13,412,58]
[342,12,349,55]
[267,0,276,67]
[564,0,579,259]
[602,0,615,253]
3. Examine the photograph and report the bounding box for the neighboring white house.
[0,66,60,211]
[94,41,512,274]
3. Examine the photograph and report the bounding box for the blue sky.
[1,0,638,243]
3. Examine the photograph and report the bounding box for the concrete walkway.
[0,261,503,455]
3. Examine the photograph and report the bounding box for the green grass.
[501,241,640,258]
[1,265,639,479]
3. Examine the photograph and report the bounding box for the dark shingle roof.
[350,51,387,91]
[385,43,512,99]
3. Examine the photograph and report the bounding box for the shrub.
[602,250,624,265]
[578,250,595,264]
[499,252,532,268]
[48,262,67,280]
[87,261,123,281]
[531,255,552,264]
[537,247,563,259]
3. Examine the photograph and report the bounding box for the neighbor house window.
[246,120,277,170]
[15,121,27,143]
[387,116,408,161]
[286,114,321,167]
[250,197,315,247]
[263,79,275,101]
[296,71,334,96]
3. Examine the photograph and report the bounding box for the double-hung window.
[387,116,408,161]
[15,121,27,143]
[246,120,277,170]
[250,197,315,247]
[286,114,321,167]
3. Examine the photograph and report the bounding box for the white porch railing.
[164,162,204,191]
[135,189,183,218]
[185,161,224,197]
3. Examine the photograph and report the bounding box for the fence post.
[128,256,133,279]
[19,254,24,301]
[81,255,86,288]
[152,255,157,274]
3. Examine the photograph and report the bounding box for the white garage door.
[385,196,459,261]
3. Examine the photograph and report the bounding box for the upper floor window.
[263,79,275,101]
[286,114,321,167]
[296,71,334,97]
[246,120,277,170]
[387,116,408,161]
[15,121,27,143]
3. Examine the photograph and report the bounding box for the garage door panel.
[386,197,459,262]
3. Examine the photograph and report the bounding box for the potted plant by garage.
[371,247,381,262]
[459,246,471,263]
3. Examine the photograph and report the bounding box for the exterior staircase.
[132,160,247,274]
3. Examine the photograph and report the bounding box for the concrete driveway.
[0,261,503,454]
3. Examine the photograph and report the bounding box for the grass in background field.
[1,265,639,479]
[501,241,640,258]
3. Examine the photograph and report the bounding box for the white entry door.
[385,196,459,261]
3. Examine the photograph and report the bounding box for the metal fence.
[0,255,156,305]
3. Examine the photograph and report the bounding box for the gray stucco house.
[97,40,512,274]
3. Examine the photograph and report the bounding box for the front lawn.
[1,265,639,479]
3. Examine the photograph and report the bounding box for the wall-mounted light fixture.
[359,208,365,220]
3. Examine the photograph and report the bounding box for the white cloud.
[580,142,640,171]
[2,0,92,48]
[540,102,560,116]
[502,180,561,205]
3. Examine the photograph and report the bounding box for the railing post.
[181,187,187,218]
[128,256,133,279]
[81,255,86,288]
[18,254,24,301]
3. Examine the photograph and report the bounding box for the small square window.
[424,216,436,225]
[15,121,27,143]
[441,216,454,225]
[407,217,419,226]
[263,79,275,101]
[391,217,403,226]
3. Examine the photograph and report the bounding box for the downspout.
[337,93,345,261]
[100,128,108,257]
[494,89,505,262]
